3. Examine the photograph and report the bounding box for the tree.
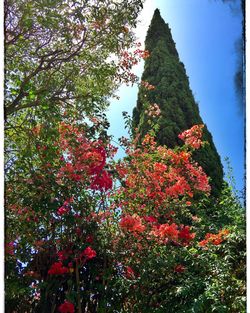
[4,0,144,118]
[5,1,146,311]
[4,0,146,177]
[132,9,224,196]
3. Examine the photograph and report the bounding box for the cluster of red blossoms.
[81,246,97,261]
[58,248,73,261]
[6,241,15,256]
[48,246,96,275]
[90,170,112,191]
[178,124,204,149]
[124,266,136,280]
[174,264,186,273]
[48,262,69,275]
[118,132,210,215]
[23,123,229,308]
[56,123,113,191]
[134,49,150,59]
[153,223,195,246]
[119,214,195,246]
[115,125,228,272]
[58,301,75,313]
[120,215,145,233]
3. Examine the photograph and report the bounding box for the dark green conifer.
[133,8,224,195]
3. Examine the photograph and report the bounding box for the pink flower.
[178,125,204,149]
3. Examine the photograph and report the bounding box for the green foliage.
[5,0,145,183]
[181,184,245,313]
[132,9,224,196]
[5,1,145,311]
[5,0,143,119]
[119,184,246,313]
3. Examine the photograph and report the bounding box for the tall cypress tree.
[133,9,223,196]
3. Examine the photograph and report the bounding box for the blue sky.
[106,0,244,193]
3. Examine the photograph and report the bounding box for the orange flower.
[199,229,229,247]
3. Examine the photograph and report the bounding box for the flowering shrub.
[5,121,245,312]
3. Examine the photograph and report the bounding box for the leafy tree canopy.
[5,0,143,118]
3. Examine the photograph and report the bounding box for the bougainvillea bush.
[5,118,245,312]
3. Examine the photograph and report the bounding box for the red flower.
[120,215,145,233]
[174,264,186,273]
[88,147,106,174]
[58,251,67,261]
[58,301,75,313]
[90,170,112,191]
[81,247,96,260]
[143,216,157,223]
[76,228,81,236]
[179,226,196,245]
[57,249,72,261]
[48,262,69,275]
[86,234,94,243]
[6,241,15,255]
[153,162,167,172]
[199,240,207,247]
[57,206,69,216]
[124,266,135,279]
